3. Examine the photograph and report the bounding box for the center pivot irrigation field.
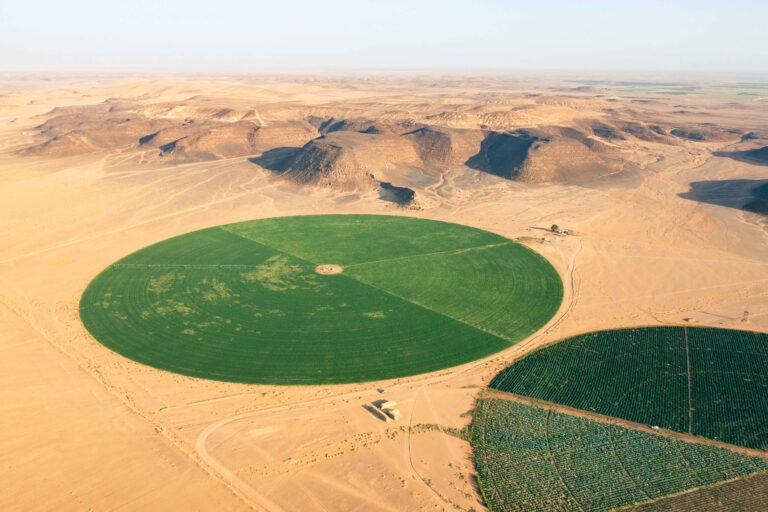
[472,327,768,512]
[490,327,768,449]
[80,215,562,384]
[471,398,768,512]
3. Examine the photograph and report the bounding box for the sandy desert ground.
[0,74,766,511]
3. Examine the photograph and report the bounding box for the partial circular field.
[491,326,768,449]
[471,326,768,512]
[79,215,563,384]
[470,397,768,512]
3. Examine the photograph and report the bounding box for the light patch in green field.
[363,311,387,319]
[241,256,320,292]
[96,292,115,309]
[182,328,196,335]
[148,272,181,294]
[199,277,233,302]
[248,306,285,318]
[154,300,193,317]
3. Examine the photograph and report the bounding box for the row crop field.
[470,398,768,512]
[490,327,768,449]
[80,215,562,384]
[630,471,768,511]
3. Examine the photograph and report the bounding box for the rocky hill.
[19,93,750,198]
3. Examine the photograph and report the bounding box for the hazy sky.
[1,0,766,73]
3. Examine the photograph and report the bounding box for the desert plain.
[0,73,767,511]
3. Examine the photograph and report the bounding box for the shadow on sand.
[465,131,538,179]
[712,147,768,167]
[379,181,415,205]
[679,179,768,216]
[248,147,300,171]
[362,404,389,422]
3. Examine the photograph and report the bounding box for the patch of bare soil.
[315,264,344,275]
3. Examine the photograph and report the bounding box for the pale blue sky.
[1,0,766,73]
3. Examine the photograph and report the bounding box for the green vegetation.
[630,471,768,511]
[223,214,507,265]
[80,215,562,384]
[490,327,768,449]
[345,241,561,341]
[471,398,768,512]
[476,327,768,511]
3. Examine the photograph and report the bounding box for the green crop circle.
[80,215,563,384]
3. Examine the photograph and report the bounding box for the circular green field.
[80,215,563,384]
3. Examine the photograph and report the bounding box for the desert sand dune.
[1,75,767,511]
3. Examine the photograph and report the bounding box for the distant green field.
[471,398,768,512]
[491,327,768,449]
[80,215,562,384]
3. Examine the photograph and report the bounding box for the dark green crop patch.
[491,326,768,449]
